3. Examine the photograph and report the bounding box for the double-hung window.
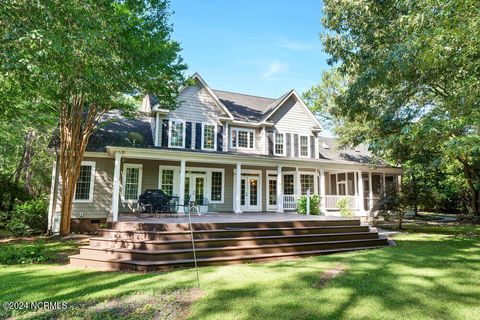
[231,128,254,149]
[169,119,185,148]
[274,133,285,156]
[210,171,224,202]
[202,123,217,150]
[74,161,95,202]
[123,164,143,203]
[300,135,309,157]
[300,174,315,195]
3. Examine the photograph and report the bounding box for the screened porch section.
[323,171,400,212]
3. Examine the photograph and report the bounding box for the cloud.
[262,60,288,78]
[279,39,316,52]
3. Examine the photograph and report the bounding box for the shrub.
[6,197,48,236]
[0,240,55,264]
[297,195,321,215]
[336,197,354,217]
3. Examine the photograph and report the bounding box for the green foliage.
[0,240,55,264]
[310,0,480,214]
[127,131,145,146]
[297,195,321,215]
[6,197,48,236]
[336,197,353,217]
[0,174,31,213]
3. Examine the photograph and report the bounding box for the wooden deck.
[69,214,388,271]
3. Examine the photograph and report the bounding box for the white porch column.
[235,162,242,213]
[111,152,122,222]
[357,170,365,214]
[295,167,300,196]
[178,159,186,213]
[320,169,326,212]
[368,172,373,211]
[382,172,387,197]
[276,165,284,213]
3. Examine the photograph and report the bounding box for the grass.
[0,226,479,319]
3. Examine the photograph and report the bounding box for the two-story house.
[47,73,401,233]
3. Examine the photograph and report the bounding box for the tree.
[314,0,480,214]
[1,0,187,234]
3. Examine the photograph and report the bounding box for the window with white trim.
[74,161,95,202]
[169,119,185,148]
[231,127,255,149]
[300,135,309,157]
[210,171,223,202]
[202,123,216,150]
[300,174,315,195]
[161,169,175,195]
[123,164,142,202]
[274,133,285,156]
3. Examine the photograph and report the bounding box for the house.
[47,73,401,233]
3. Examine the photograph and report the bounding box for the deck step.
[70,245,383,271]
[89,231,379,250]
[98,225,371,241]
[78,238,388,262]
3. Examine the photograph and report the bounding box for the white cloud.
[262,60,288,78]
[279,39,316,52]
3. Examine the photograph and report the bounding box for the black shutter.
[161,119,169,147]
[286,133,291,157]
[195,123,202,150]
[185,122,192,149]
[310,135,315,158]
[217,125,224,152]
[294,134,299,157]
[268,132,274,156]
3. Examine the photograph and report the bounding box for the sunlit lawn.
[1,225,479,319]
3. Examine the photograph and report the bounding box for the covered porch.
[107,147,401,221]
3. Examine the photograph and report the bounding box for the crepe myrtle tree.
[1,0,187,235]
[308,0,480,214]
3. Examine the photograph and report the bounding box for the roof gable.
[263,90,323,130]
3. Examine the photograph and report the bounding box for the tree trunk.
[13,129,36,189]
[58,95,102,236]
[458,158,480,216]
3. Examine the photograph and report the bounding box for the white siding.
[269,96,318,136]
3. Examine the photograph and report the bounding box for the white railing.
[283,194,299,210]
[324,195,357,210]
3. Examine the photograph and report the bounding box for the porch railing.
[283,194,299,210]
[324,195,357,210]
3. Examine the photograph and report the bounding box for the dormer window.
[202,123,217,151]
[169,119,185,148]
[231,127,254,149]
[300,135,309,157]
[274,133,285,156]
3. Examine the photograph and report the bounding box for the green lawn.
[1,226,479,320]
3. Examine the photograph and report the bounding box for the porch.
[106,151,400,221]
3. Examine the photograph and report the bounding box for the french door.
[184,174,206,204]
[240,176,261,211]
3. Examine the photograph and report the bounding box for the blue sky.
[170,0,330,99]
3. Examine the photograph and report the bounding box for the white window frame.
[73,161,96,203]
[201,122,217,151]
[274,132,286,156]
[168,118,186,148]
[122,163,143,204]
[158,165,225,204]
[299,135,310,158]
[230,127,255,150]
[209,169,225,203]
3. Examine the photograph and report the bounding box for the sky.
[169,0,330,99]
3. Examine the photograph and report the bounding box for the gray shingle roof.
[212,89,277,122]
[86,112,154,152]
[317,136,383,165]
